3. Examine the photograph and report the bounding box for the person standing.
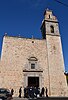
[19,87,22,98]
[45,87,48,97]
[40,87,45,97]
[11,89,14,97]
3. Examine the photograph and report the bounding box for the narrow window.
[49,15,50,19]
[66,76,68,85]
[50,25,54,33]
[67,79,68,85]
[31,63,35,69]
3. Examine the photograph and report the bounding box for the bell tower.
[41,9,67,96]
[41,9,60,39]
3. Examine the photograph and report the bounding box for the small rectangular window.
[67,79,68,85]
[31,63,35,69]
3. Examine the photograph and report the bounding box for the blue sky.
[0,0,68,71]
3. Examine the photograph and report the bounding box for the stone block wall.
[0,36,49,96]
[0,35,67,96]
[46,35,67,96]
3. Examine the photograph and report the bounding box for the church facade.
[0,9,68,96]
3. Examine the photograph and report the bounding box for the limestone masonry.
[0,9,68,96]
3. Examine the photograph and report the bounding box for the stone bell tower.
[41,9,67,96]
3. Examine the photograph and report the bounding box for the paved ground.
[11,97,68,100]
[11,97,28,100]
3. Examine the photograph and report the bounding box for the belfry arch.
[50,25,54,33]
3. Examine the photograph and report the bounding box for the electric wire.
[54,0,68,7]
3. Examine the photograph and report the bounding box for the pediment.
[28,57,38,61]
